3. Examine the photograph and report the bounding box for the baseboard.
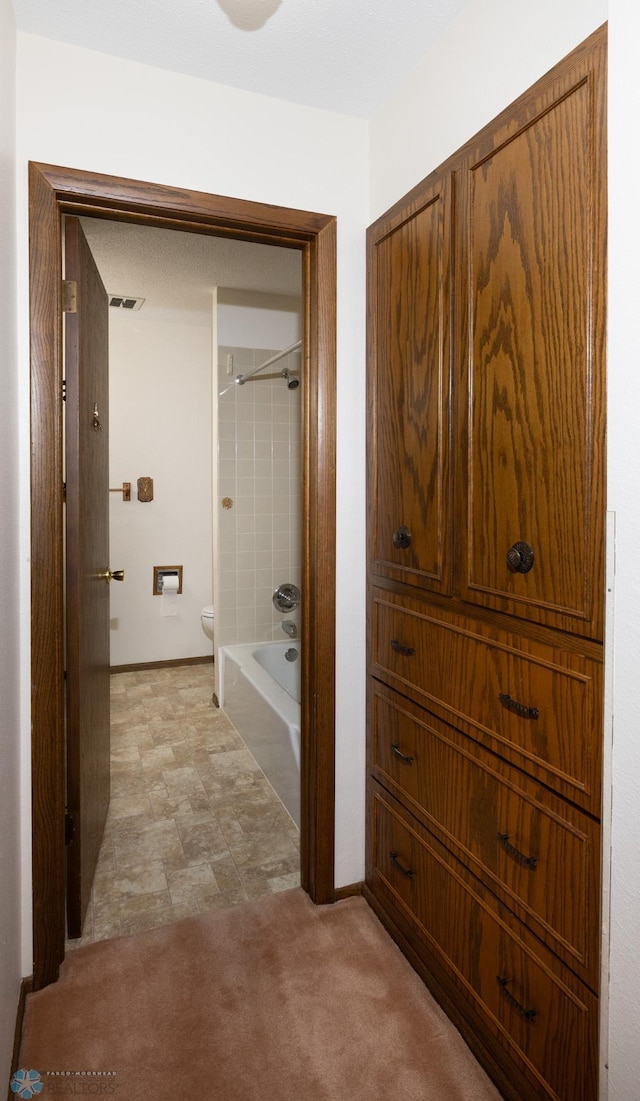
[333,882,364,901]
[9,977,33,1099]
[110,655,214,673]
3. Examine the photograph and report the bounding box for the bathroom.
[76,217,304,942]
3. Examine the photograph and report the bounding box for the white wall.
[108,306,214,666]
[607,3,640,1096]
[370,0,607,219]
[0,0,22,1083]
[370,0,640,1096]
[15,33,369,955]
[218,289,301,349]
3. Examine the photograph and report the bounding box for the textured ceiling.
[12,0,468,118]
[80,218,302,313]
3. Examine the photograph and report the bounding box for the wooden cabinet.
[368,173,452,596]
[365,25,606,1101]
[370,787,599,1101]
[370,588,602,813]
[370,680,600,988]
[455,50,607,640]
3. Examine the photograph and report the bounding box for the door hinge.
[65,811,76,846]
[62,379,67,403]
[62,280,77,314]
[62,482,66,502]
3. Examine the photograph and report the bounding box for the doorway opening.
[70,214,305,946]
[29,162,337,989]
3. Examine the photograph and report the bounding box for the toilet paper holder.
[153,565,183,595]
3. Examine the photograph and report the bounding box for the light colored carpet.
[20,889,501,1100]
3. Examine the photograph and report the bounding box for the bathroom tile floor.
[67,662,300,948]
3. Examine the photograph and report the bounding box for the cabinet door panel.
[368,175,451,592]
[457,51,606,638]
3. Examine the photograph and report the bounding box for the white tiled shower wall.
[217,345,302,647]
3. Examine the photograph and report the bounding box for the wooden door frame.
[29,161,337,990]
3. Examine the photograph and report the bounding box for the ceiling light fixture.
[216,0,283,31]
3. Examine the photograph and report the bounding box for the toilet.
[200,604,215,642]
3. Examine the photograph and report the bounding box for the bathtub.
[218,640,301,827]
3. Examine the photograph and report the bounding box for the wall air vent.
[109,295,145,311]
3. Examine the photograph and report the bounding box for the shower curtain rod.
[236,340,302,385]
[217,343,301,400]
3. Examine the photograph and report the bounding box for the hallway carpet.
[20,889,500,1101]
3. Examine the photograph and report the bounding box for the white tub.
[218,640,301,827]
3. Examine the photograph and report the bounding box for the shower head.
[282,369,300,390]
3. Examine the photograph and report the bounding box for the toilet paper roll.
[161,573,179,617]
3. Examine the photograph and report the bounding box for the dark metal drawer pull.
[391,743,415,765]
[497,833,538,871]
[506,540,535,573]
[497,976,537,1023]
[391,639,415,657]
[393,525,412,549]
[390,851,414,879]
[499,692,539,720]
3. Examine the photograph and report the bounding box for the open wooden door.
[64,216,112,939]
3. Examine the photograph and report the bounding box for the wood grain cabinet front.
[370,788,599,1101]
[365,24,606,1101]
[370,589,602,813]
[370,680,600,988]
[454,40,606,642]
[367,171,453,597]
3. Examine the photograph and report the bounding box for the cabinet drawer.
[370,682,599,987]
[370,788,598,1101]
[370,591,601,811]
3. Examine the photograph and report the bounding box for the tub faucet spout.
[282,620,298,639]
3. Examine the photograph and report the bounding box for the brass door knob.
[100,568,125,583]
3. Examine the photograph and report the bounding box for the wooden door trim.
[29,161,337,989]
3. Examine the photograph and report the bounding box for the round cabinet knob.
[393,525,412,550]
[506,541,535,574]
